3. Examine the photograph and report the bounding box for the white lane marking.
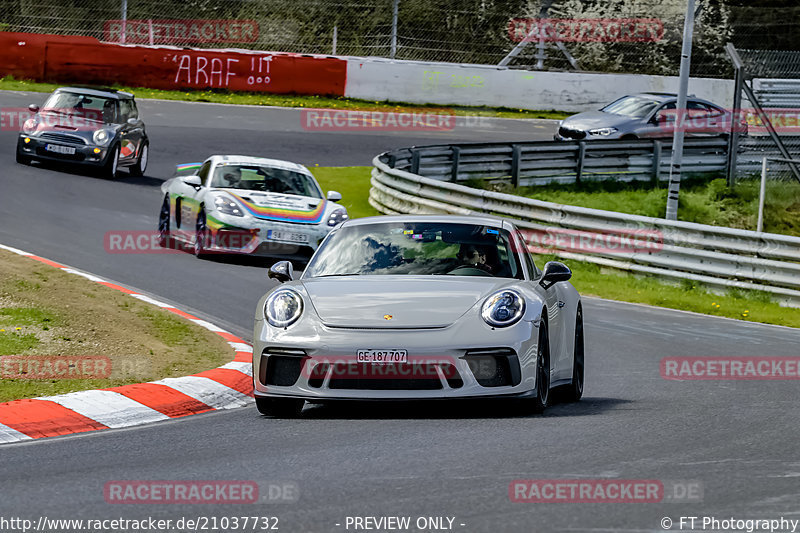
[130,293,174,308]
[38,390,169,428]
[229,342,252,353]
[0,244,34,256]
[150,376,251,409]
[0,422,33,443]
[61,268,108,283]
[189,318,230,333]
[219,361,253,376]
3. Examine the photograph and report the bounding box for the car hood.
[34,111,111,133]
[219,189,327,224]
[300,276,513,328]
[561,111,637,131]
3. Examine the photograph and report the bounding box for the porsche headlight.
[588,127,618,136]
[327,208,348,227]
[22,117,39,135]
[481,290,525,328]
[92,129,110,146]
[214,195,244,217]
[264,289,303,328]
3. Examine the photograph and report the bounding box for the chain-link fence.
[0,0,799,77]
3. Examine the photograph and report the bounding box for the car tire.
[521,317,550,414]
[101,143,120,179]
[562,305,584,403]
[157,195,172,248]
[255,397,304,418]
[16,150,31,165]
[193,210,209,258]
[129,141,148,177]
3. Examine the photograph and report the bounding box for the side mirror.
[539,261,572,290]
[182,175,202,188]
[327,190,342,202]
[28,104,39,113]
[268,261,294,283]
[127,117,141,126]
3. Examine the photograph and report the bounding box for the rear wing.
[174,162,202,178]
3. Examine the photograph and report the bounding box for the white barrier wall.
[344,58,734,112]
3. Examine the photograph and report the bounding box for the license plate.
[267,230,309,243]
[357,350,408,364]
[45,144,76,155]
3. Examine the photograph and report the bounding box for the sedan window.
[601,96,660,118]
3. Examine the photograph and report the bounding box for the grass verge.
[317,165,799,328]
[0,249,233,402]
[0,75,568,120]
[479,176,800,237]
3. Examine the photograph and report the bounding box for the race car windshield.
[600,95,660,118]
[42,92,115,123]
[211,165,322,198]
[304,222,524,279]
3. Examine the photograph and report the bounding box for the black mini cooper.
[16,87,149,179]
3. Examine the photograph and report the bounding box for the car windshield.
[210,164,322,198]
[42,92,116,123]
[601,95,660,118]
[304,222,524,279]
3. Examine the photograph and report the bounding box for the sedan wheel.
[255,397,304,418]
[521,319,550,414]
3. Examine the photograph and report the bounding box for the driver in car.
[457,244,493,273]
[221,167,242,188]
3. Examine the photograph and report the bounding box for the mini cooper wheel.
[255,397,304,418]
[129,141,148,176]
[101,144,120,179]
[562,306,584,402]
[15,150,31,165]
[193,210,209,258]
[157,195,172,248]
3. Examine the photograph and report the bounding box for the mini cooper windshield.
[304,222,525,279]
[42,91,115,123]
[210,164,323,197]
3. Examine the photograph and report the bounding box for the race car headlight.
[22,117,39,134]
[588,127,618,136]
[214,195,244,217]
[327,208,349,227]
[481,290,525,328]
[265,289,303,328]
[92,129,111,146]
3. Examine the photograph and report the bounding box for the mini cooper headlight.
[92,129,110,146]
[214,195,244,217]
[327,208,348,227]
[22,117,39,134]
[481,290,525,328]
[265,289,303,328]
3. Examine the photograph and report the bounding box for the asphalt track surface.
[1,90,798,533]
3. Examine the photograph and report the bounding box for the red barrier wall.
[0,32,347,97]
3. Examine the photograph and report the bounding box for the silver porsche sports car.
[158,155,348,259]
[252,215,584,417]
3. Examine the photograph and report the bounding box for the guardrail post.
[652,140,662,186]
[450,146,461,182]
[411,150,421,175]
[576,141,586,185]
[511,144,522,188]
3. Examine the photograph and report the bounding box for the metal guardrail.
[383,137,792,186]
[370,147,800,307]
